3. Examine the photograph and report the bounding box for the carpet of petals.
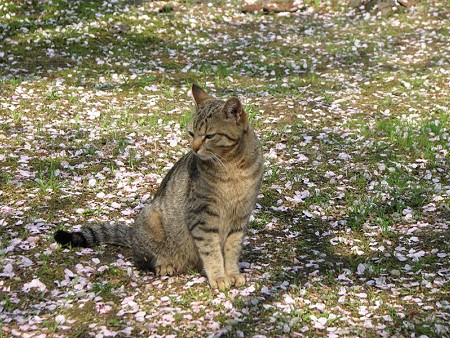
[0,0,449,336]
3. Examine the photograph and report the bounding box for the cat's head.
[188,84,249,161]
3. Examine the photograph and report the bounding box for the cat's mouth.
[194,149,224,163]
[193,150,212,161]
[194,150,228,168]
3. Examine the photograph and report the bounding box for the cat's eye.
[205,134,216,139]
[188,131,194,137]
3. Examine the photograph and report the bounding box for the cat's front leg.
[224,229,246,287]
[191,223,231,291]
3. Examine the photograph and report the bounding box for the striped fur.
[54,84,264,291]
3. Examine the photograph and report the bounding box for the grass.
[0,0,449,337]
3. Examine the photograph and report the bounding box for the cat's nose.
[192,139,202,153]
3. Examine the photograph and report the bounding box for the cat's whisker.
[216,153,229,164]
[211,153,227,169]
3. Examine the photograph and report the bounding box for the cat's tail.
[54,224,132,248]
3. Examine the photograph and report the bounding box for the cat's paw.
[228,273,246,287]
[155,264,175,276]
[209,276,231,291]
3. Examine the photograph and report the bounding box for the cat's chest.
[217,175,259,211]
[219,177,253,194]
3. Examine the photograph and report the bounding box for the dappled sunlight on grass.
[1,0,449,336]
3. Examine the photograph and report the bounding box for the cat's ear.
[192,84,213,106]
[223,97,248,131]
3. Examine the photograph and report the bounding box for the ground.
[0,0,449,337]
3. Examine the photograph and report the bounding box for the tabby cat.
[54,84,264,290]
